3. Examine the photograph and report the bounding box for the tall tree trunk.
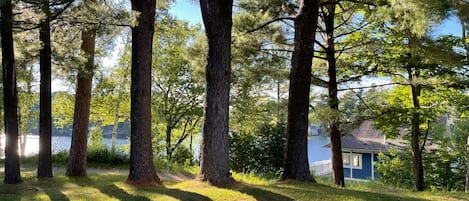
[466,135,469,193]
[0,134,3,159]
[198,0,234,186]
[277,79,281,125]
[324,2,344,187]
[282,0,320,182]
[126,0,160,185]
[66,0,97,177]
[166,125,172,160]
[459,17,469,194]
[409,68,424,191]
[38,0,53,178]
[1,0,22,184]
[189,133,193,154]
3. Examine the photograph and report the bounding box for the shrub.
[375,149,413,189]
[52,150,69,164]
[87,144,128,165]
[229,122,286,176]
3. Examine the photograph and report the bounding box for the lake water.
[0,134,331,163]
[0,135,129,158]
[308,135,331,163]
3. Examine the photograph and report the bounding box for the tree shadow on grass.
[96,184,152,201]
[95,184,213,201]
[267,182,430,201]
[154,187,213,201]
[82,174,212,201]
[234,183,295,201]
[39,179,70,201]
[0,184,22,201]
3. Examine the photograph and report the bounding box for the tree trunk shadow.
[96,183,213,201]
[43,187,70,201]
[95,184,152,201]
[155,187,213,201]
[235,183,294,201]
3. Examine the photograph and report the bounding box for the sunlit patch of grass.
[171,181,255,200]
[232,172,277,185]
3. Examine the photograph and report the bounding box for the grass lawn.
[0,167,468,201]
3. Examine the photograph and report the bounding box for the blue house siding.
[353,153,371,179]
[373,154,379,179]
[343,167,351,178]
[343,151,380,180]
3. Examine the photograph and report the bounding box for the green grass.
[0,167,468,201]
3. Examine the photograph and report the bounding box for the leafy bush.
[375,149,414,189]
[229,123,286,176]
[87,144,128,165]
[89,126,104,148]
[52,150,69,164]
[425,149,466,191]
[376,146,467,191]
[50,147,129,166]
[172,145,194,165]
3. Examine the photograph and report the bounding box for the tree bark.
[459,16,469,194]
[466,135,469,193]
[198,0,234,186]
[282,0,320,182]
[66,0,97,177]
[409,68,424,191]
[1,0,22,184]
[38,0,53,178]
[166,125,172,160]
[126,0,161,185]
[324,2,345,187]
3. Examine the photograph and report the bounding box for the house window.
[351,153,362,169]
[342,152,362,169]
[342,153,350,166]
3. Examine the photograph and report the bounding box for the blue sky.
[169,1,462,37]
[169,0,202,25]
[434,15,462,37]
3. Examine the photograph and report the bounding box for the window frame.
[342,152,362,170]
[342,153,351,167]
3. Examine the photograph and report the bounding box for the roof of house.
[329,120,406,153]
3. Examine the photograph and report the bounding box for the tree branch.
[420,120,431,151]
[338,82,407,91]
[245,17,295,34]
[311,76,329,87]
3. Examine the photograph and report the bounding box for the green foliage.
[89,126,105,148]
[377,141,468,191]
[376,149,414,189]
[51,148,129,166]
[424,118,469,191]
[425,149,466,191]
[52,150,70,164]
[150,16,204,160]
[87,145,129,165]
[52,92,75,128]
[229,123,286,176]
[171,145,194,165]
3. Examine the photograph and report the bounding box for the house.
[338,120,404,181]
